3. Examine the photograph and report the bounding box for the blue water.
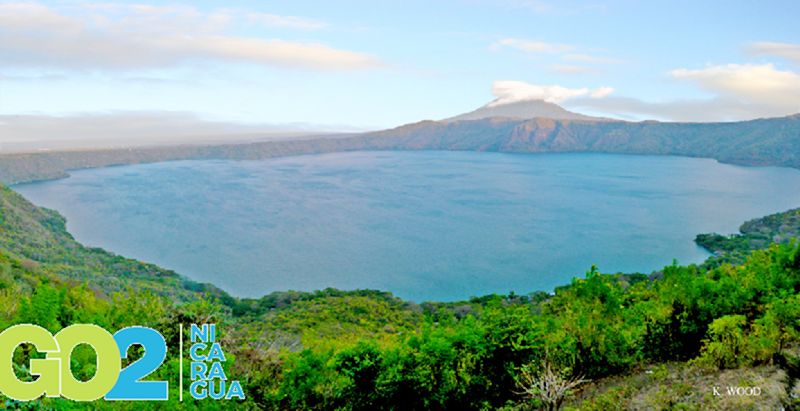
[14,151,800,301]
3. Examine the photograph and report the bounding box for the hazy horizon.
[0,112,367,153]
[2,1,800,151]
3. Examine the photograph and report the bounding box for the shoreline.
[9,152,799,304]
[5,146,799,187]
[3,113,799,185]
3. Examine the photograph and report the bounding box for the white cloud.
[670,64,800,106]
[0,3,380,71]
[589,86,614,98]
[569,64,800,121]
[747,42,800,65]
[488,80,613,106]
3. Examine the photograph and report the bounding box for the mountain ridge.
[445,98,609,122]
[1,111,799,185]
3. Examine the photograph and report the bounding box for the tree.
[749,295,800,362]
[695,315,749,369]
[16,283,62,331]
[335,341,384,410]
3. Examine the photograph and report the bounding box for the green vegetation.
[0,185,233,304]
[1,184,800,409]
[696,207,800,266]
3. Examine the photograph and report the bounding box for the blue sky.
[1,0,800,144]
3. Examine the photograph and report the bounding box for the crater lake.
[14,151,800,301]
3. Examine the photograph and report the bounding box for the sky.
[1,0,800,148]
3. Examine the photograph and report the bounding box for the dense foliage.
[1,185,800,409]
[696,207,800,267]
[0,185,234,304]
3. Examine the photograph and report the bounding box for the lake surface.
[14,151,800,301]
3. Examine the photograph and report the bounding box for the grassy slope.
[568,363,791,410]
[0,185,233,303]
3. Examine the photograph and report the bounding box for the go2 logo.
[0,324,169,401]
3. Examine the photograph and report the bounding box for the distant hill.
[368,114,800,167]
[1,113,800,184]
[696,207,800,267]
[445,99,606,122]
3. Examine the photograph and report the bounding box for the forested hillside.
[1,184,800,409]
[697,208,800,266]
[2,113,799,185]
[0,185,231,303]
